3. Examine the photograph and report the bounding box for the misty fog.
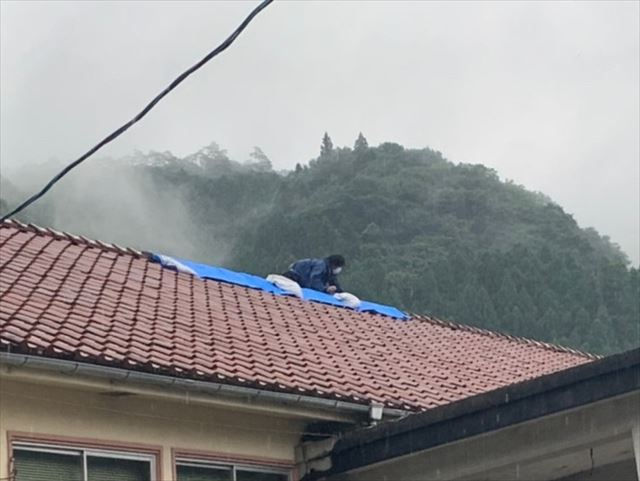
[1,1,638,264]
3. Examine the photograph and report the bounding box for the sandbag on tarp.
[150,253,409,320]
[149,254,198,276]
[333,292,362,309]
[266,274,303,298]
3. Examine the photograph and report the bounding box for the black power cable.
[0,0,274,223]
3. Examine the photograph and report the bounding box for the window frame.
[173,449,293,481]
[8,432,162,481]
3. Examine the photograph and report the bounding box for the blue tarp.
[150,254,408,320]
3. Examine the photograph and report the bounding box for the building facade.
[1,220,635,481]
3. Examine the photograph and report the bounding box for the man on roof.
[283,255,345,294]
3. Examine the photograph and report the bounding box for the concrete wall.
[330,392,640,481]
[0,366,341,480]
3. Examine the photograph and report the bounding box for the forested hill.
[3,137,638,355]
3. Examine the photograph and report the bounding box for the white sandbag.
[334,292,361,309]
[154,254,198,276]
[267,274,303,298]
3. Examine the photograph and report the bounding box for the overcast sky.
[1,1,638,264]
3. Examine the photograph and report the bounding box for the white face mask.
[333,267,343,275]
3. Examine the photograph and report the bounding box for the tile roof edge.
[1,219,600,361]
[1,219,145,259]
[411,314,601,360]
[0,339,415,413]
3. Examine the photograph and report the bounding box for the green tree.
[247,146,272,171]
[459,282,498,330]
[585,305,616,354]
[495,272,518,324]
[10,139,637,356]
[539,307,561,341]
[354,132,369,152]
[320,132,334,157]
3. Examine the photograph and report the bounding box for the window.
[13,443,154,481]
[176,460,289,481]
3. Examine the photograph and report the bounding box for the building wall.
[0,371,321,480]
[329,392,640,481]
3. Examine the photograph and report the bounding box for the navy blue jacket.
[287,258,342,293]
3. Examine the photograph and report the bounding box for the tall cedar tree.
[320,132,334,157]
[354,132,369,152]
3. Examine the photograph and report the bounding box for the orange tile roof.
[0,220,595,411]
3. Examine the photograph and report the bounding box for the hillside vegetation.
[3,136,638,355]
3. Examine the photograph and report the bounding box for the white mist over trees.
[2,137,637,355]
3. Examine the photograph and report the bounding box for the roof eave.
[0,351,410,422]
[312,347,640,478]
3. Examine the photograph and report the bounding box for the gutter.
[0,352,408,420]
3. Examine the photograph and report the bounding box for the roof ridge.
[1,219,145,259]
[0,219,601,361]
[412,314,600,360]
[1,219,597,411]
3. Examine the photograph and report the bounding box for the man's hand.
[327,285,337,294]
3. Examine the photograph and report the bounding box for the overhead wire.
[0,0,274,223]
